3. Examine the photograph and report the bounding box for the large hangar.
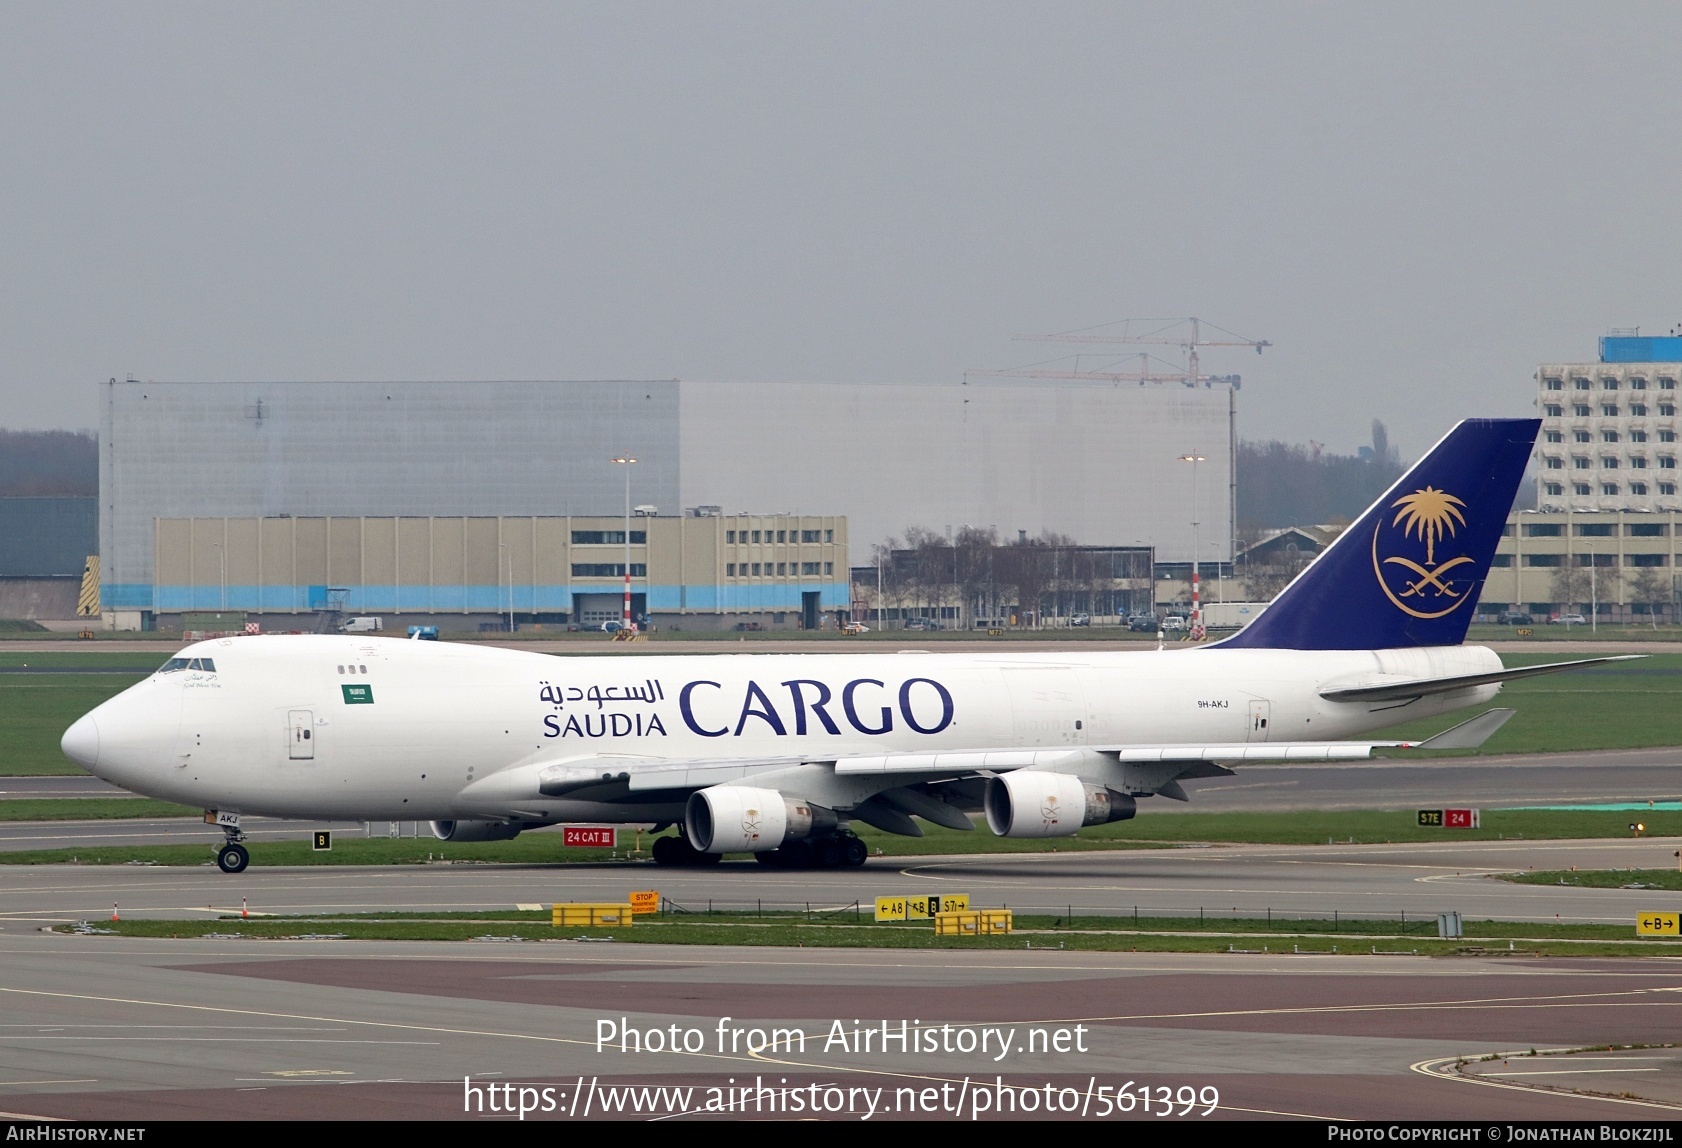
[100,377,1230,621]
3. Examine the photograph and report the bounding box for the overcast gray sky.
[5,2,1680,456]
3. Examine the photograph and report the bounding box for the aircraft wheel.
[842,837,869,867]
[814,838,843,869]
[755,850,780,866]
[695,848,723,866]
[652,836,680,866]
[216,844,249,874]
[778,840,814,869]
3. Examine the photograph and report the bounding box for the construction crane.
[977,317,1270,589]
[1012,316,1269,390]
[963,351,1191,385]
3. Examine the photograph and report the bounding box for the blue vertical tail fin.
[1216,418,1539,651]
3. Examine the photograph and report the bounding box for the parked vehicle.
[600,620,628,633]
[1127,613,1160,632]
[339,616,383,633]
[406,625,439,641]
[1550,613,1587,626]
[1161,615,1187,632]
[1497,611,1534,625]
[1069,613,1091,627]
[840,621,869,635]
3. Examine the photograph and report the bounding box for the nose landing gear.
[216,826,249,874]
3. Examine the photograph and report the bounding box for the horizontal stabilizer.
[1416,708,1516,750]
[1319,655,1643,703]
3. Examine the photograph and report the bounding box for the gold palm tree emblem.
[1390,487,1466,565]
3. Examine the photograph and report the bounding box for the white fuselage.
[64,634,1502,823]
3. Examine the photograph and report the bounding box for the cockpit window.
[158,657,216,674]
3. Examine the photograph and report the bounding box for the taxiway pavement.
[0,934,1678,1120]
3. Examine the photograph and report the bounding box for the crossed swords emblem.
[1381,554,1474,598]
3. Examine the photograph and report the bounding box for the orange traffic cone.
[241,898,249,919]
[111,903,119,921]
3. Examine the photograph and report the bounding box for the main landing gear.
[650,830,868,868]
[216,826,249,874]
[753,832,869,870]
[651,833,722,867]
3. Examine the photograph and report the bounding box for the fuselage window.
[359,665,367,673]
[337,665,345,674]
[188,658,216,672]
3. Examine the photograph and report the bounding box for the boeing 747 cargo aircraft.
[61,418,1626,873]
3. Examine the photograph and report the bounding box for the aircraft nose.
[61,714,101,771]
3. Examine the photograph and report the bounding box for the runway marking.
[1412,1052,1682,1112]
[0,1080,96,1087]
[13,1037,441,1044]
[0,984,774,1072]
[1482,1067,1661,1076]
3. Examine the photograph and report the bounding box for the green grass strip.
[57,909,1682,958]
[0,798,199,821]
[1507,868,1682,890]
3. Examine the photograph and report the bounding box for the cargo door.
[1246,700,1271,743]
[1003,667,1087,746]
[288,709,316,760]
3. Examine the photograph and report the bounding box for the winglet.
[1215,418,1539,650]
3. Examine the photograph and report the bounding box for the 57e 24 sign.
[1418,808,1480,829]
[563,826,616,848]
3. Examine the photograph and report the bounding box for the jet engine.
[685,786,837,853]
[430,819,524,842]
[982,771,1136,838]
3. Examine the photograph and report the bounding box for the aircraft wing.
[465,706,1516,809]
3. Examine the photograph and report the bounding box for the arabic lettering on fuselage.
[537,679,665,709]
[538,676,955,741]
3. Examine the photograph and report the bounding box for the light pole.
[498,542,513,633]
[611,455,637,629]
[1179,453,1206,639]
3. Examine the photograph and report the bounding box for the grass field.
[0,798,199,820]
[1508,868,1682,890]
[1369,651,1682,755]
[0,673,146,775]
[57,907,1682,958]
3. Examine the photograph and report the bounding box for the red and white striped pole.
[1179,452,1207,641]
[1191,567,1202,640]
[612,454,637,631]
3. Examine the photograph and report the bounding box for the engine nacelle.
[685,786,837,853]
[983,771,1136,838]
[430,819,524,842]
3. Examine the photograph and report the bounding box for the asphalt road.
[0,935,1678,1121]
[0,836,1678,927]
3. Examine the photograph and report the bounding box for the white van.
[339,616,383,633]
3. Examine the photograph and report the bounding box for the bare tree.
[1629,567,1671,625]
[1242,546,1313,602]
[1549,564,1589,611]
